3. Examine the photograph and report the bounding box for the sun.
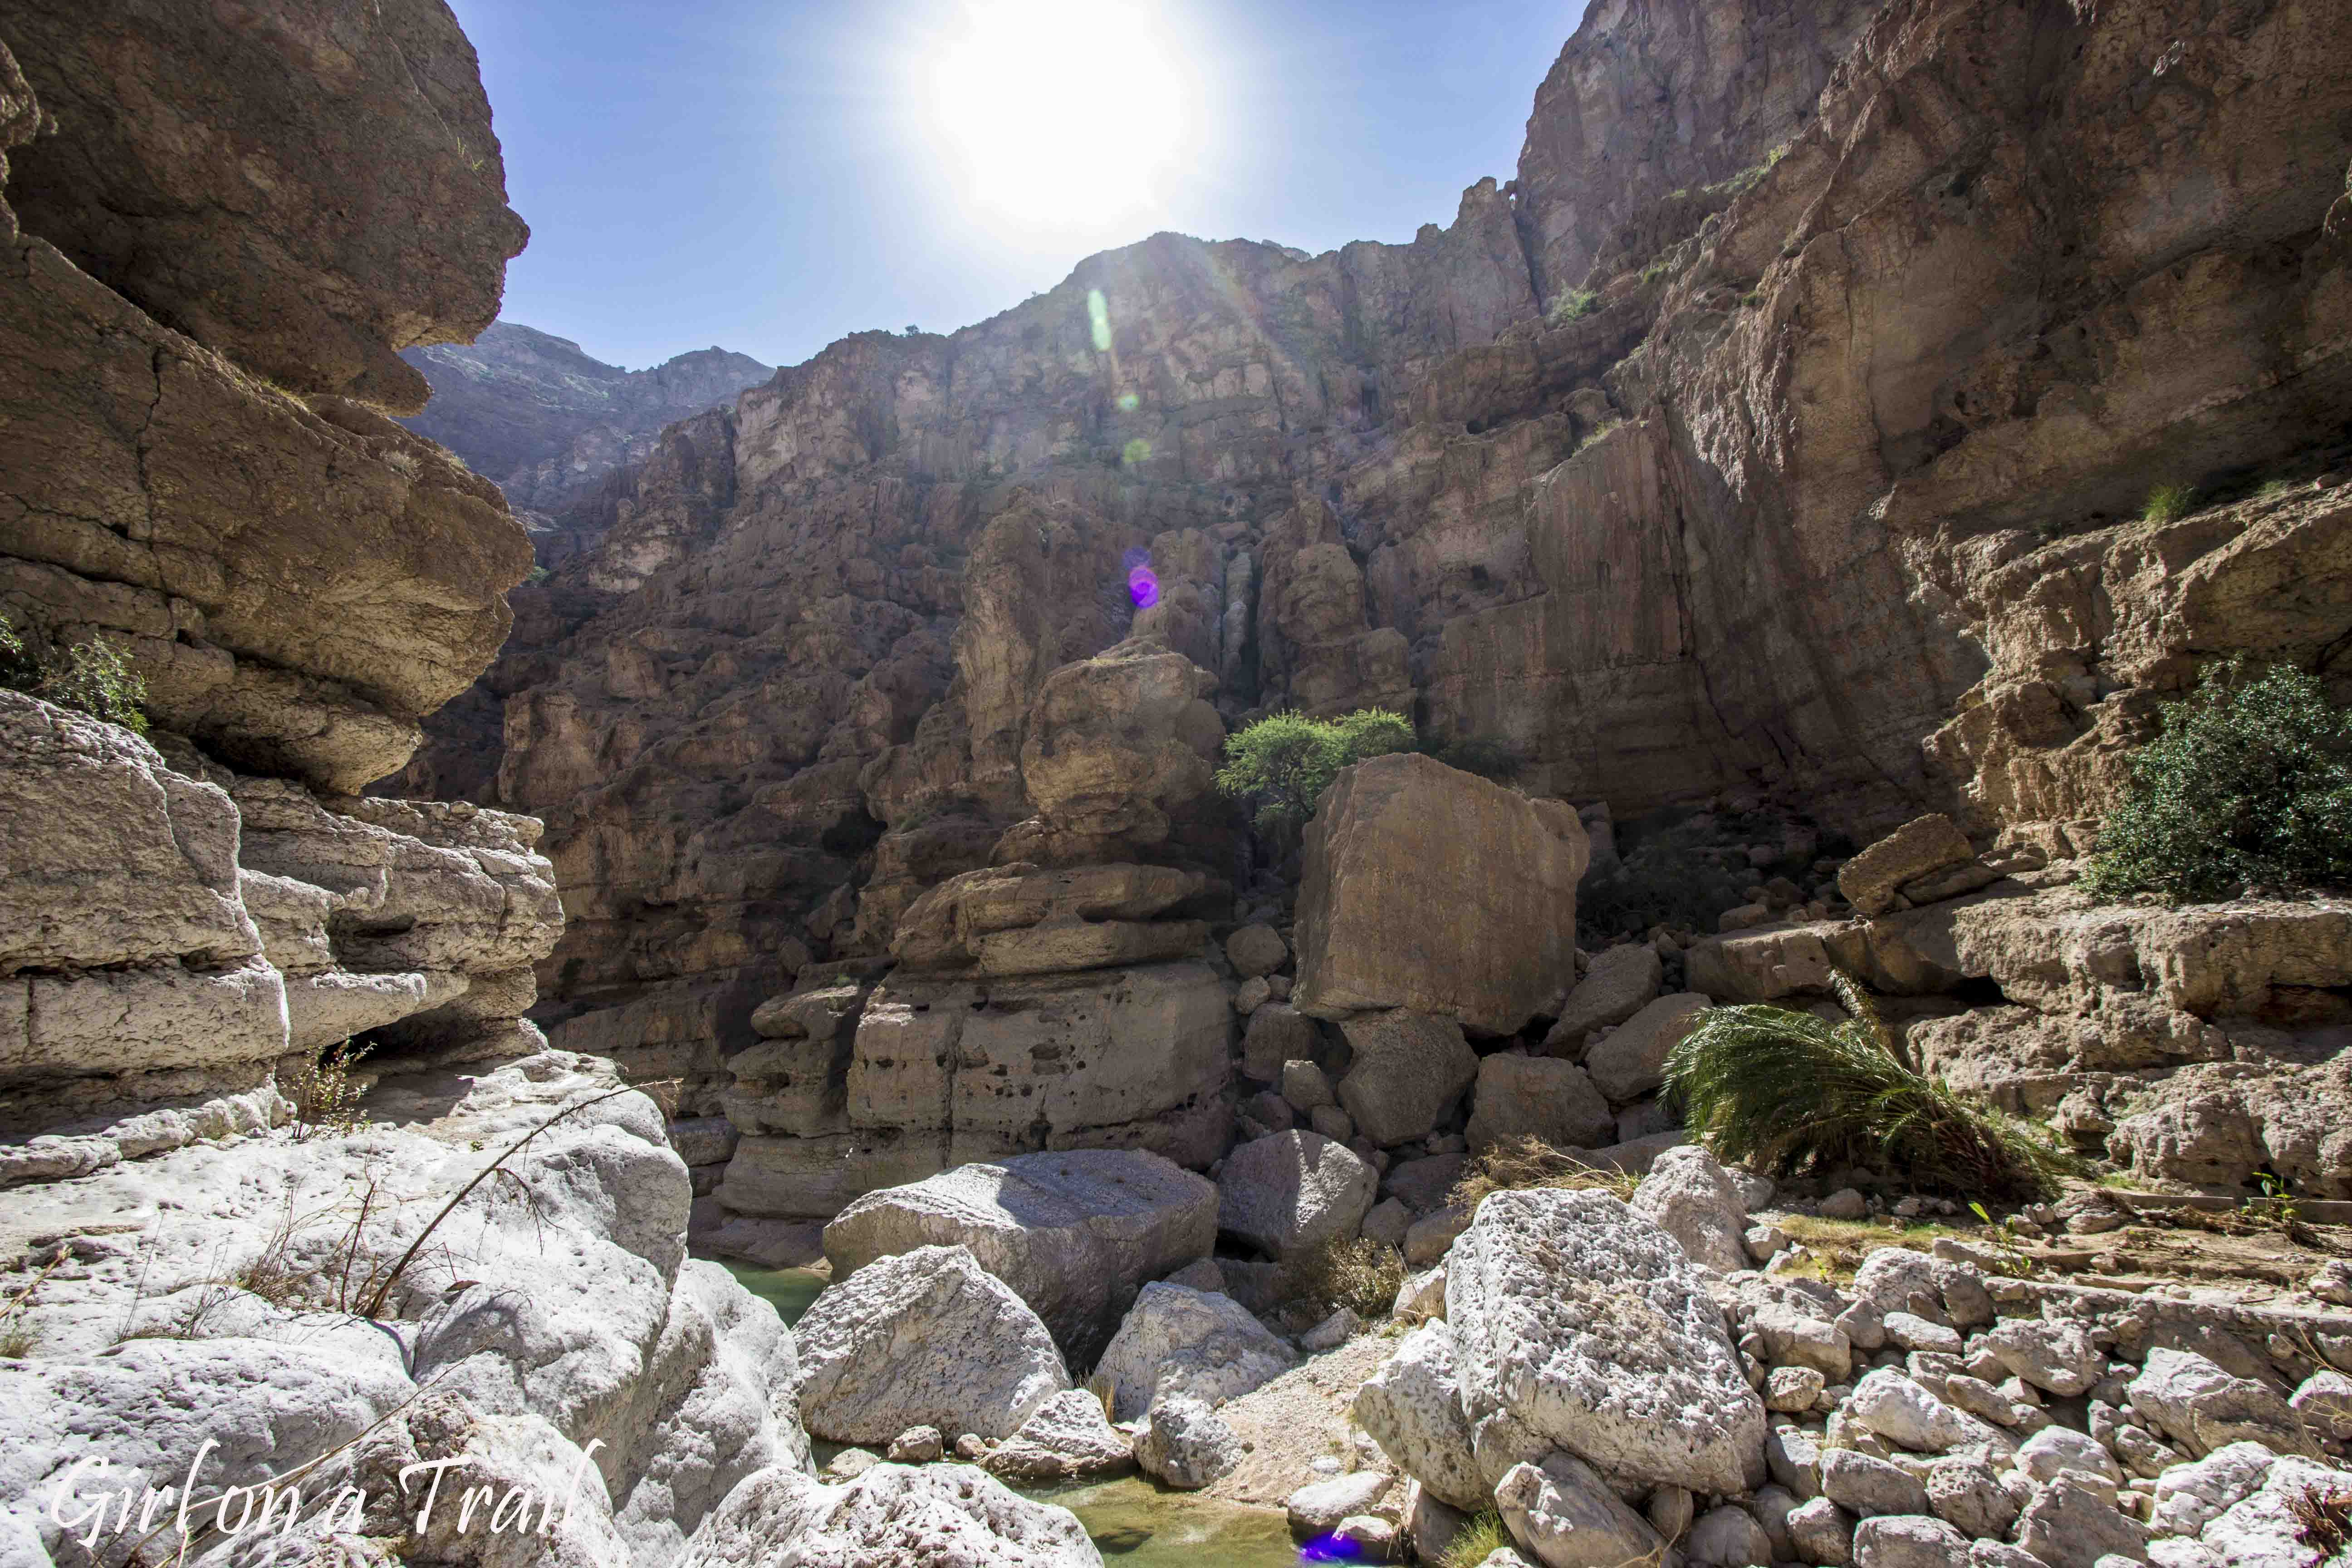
[921,0,1199,230]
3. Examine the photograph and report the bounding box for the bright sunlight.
[920,0,1200,232]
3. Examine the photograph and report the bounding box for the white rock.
[682,1461,1101,1567]
[2197,1455,2346,1568]
[2015,1426,2123,1497]
[1925,1456,2016,1539]
[1354,1320,1485,1512]
[1770,1366,1830,1412]
[2151,1441,2279,1537]
[1446,1188,1765,1495]
[1979,1317,2103,1398]
[1302,1306,1363,1352]
[1090,1281,1298,1421]
[2127,1349,2311,1459]
[1493,1453,1665,1568]
[1629,1144,1753,1274]
[1753,1302,1856,1382]
[1852,1515,1972,1568]
[888,1425,945,1463]
[2287,1368,2352,1440]
[1393,1265,1448,1322]
[1136,1393,1245,1490]
[1288,1470,1395,1538]
[2015,1474,2149,1568]
[796,1245,1068,1444]
[1850,1369,2007,1455]
[1885,1312,1965,1356]
[821,1149,1217,1367]
[980,1390,1133,1484]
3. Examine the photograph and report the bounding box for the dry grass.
[1439,1512,1512,1568]
[289,1039,372,1142]
[1770,1214,1987,1283]
[1450,1135,1643,1210]
[1277,1234,1407,1322]
[2288,1482,2352,1558]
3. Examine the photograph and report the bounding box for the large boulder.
[2,0,528,412]
[683,1461,1102,1568]
[1627,1144,1752,1274]
[2127,1348,2314,1459]
[1465,1053,1616,1152]
[1216,1130,1377,1255]
[1446,1188,1765,1496]
[1014,638,1226,856]
[1091,1282,1300,1420]
[1337,1010,1481,1146]
[822,1149,1217,1367]
[1837,816,1977,918]
[1295,753,1589,1034]
[794,1245,1070,1444]
[1354,1319,1485,1512]
[1136,1393,1245,1490]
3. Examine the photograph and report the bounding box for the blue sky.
[448,0,1585,371]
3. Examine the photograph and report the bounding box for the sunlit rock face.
[408,0,2352,1176]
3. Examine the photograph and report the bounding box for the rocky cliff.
[399,319,774,535]
[397,0,2352,1249]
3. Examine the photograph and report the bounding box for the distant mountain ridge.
[400,320,773,529]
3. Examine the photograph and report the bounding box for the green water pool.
[717,1263,1307,1565]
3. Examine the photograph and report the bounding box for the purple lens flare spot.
[1298,1534,1364,1563]
[1127,564,1159,608]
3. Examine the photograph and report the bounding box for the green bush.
[2083,659,2352,902]
[1214,708,1415,831]
[1547,288,1599,325]
[0,612,150,734]
[1664,971,2077,1200]
[2141,482,2195,524]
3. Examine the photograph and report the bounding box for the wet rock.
[1137,1393,1244,1490]
[980,1389,1135,1484]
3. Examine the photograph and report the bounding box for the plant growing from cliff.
[290,1040,373,1142]
[0,612,150,734]
[1664,970,2078,1200]
[2082,659,2352,903]
[2141,482,2196,524]
[1215,708,1416,831]
[1548,288,1599,324]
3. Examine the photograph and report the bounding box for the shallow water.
[718,1264,1308,1564]
[719,1260,826,1327]
[1029,1475,1302,1566]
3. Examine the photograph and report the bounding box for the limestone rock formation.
[1295,753,1589,1034]
[821,1149,1217,1367]
[1092,1280,1300,1420]
[3,0,528,413]
[681,1460,1102,1568]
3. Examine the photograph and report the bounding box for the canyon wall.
[392,0,2352,1245]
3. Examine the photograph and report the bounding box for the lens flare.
[1124,548,1159,609]
[1298,1533,1366,1563]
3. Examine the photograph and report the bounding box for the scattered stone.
[1287,1470,1395,1540]
[1822,1448,1931,1518]
[1394,1265,1449,1322]
[1165,1257,1225,1293]
[1650,1483,1697,1542]
[1362,1196,1412,1250]
[1493,1452,1665,1568]
[1689,1503,1773,1568]
[1406,1204,1474,1267]
[1849,1368,2004,1454]
[825,1448,883,1481]
[1885,1312,1966,1356]
[2015,1474,2150,1568]
[2288,1368,2352,1439]
[2127,1348,2312,1459]
[2016,1426,2123,1497]
[1769,1425,1827,1499]
[1545,943,1666,1047]
[1466,1051,1615,1152]
[1925,1456,2015,1539]
[1284,1058,1338,1112]
[887,1425,944,1463]
[1229,923,1289,978]
[1770,1365,1830,1412]
[1851,1514,1972,1568]
[1137,1393,1244,1490]
[1980,1318,2104,1398]
[1823,1188,1869,1220]
[980,1388,1135,1484]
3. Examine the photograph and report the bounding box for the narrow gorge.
[2,0,2350,1565]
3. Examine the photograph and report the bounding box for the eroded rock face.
[4,0,527,412]
[1296,753,1589,1034]
[683,1461,1102,1568]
